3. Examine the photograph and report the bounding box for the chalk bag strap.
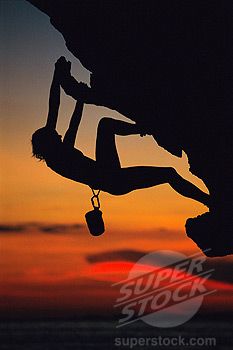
[91,189,101,209]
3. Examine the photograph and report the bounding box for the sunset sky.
[0,0,232,320]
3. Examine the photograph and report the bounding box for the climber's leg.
[95,117,141,169]
[109,166,209,206]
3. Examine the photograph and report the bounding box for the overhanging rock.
[28,0,233,256]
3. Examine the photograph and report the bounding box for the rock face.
[28,0,233,256]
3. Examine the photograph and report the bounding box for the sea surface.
[0,319,232,350]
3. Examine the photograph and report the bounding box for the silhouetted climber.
[31,57,209,207]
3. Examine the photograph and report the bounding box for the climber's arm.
[63,101,84,147]
[61,74,89,101]
[45,68,61,130]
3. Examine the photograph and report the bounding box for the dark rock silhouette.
[28,0,233,256]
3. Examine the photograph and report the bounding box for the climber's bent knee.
[98,117,116,132]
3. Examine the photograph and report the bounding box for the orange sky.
[1,225,233,318]
[1,100,209,230]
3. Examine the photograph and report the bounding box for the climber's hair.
[31,127,59,161]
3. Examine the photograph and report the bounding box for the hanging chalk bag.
[85,189,105,236]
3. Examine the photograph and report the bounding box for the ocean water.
[0,319,232,350]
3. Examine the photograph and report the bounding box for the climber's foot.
[203,194,211,209]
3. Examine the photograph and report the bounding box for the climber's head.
[31,127,62,161]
